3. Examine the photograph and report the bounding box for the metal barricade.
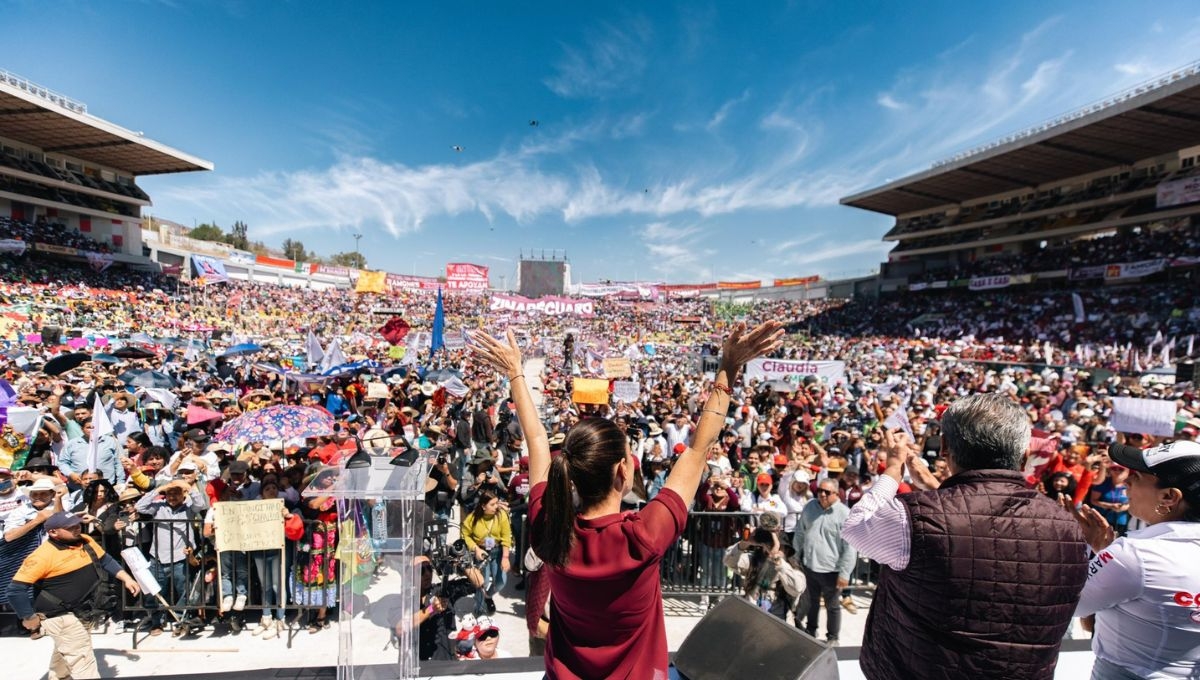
[661,511,756,597]
[108,516,322,649]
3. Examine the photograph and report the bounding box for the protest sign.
[367,383,390,400]
[602,357,632,378]
[612,380,640,403]
[572,378,610,405]
[214,499,285,552]
[1110,397,1177,437]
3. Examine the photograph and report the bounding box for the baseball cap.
[45,512,82,531]
[1110,441,1200,501]
[756,472,773,485]
[673,443,686,455]
[773,454,789,467]
[228,460,250,475]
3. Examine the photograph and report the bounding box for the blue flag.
[431,287,446,353]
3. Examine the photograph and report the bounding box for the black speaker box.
[674,596,840,680]
[40,325,61,346]
[1175,362,1199,386]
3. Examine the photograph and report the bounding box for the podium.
[303,449,429,680]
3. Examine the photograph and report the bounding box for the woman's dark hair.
[143,446,170,463]
[1155,477,1200,522]
[540,418,628,568]
[471,488,502,522]
[83,479,118,508]
[1042,471,1076,502]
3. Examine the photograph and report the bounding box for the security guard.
[6,511,140,680]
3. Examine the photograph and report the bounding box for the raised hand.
[1066,499,1116,553]
[720,321,785,371]
[468,330,524,379]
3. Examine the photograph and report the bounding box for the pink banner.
[446,262,489,290]
[310,264,351,277]
[385,273,441,290]
[489,294,595,317]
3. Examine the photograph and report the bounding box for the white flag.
[1071,293,1085,323]
[306,331,325,366]
[87,393,114,473]
[319,339,346,373]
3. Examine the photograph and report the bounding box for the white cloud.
[781,239,891,269]
[706,90,751,131]
[876,94,905,110]
[544,17,653,99]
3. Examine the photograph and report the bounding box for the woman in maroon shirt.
[470,322,782,679]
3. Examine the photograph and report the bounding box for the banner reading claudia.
[490,294,595,317]
[745,358,846,386]
[446,262,489,291]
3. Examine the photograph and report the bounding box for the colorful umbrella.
[214,405,335,445]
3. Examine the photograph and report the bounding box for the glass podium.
[304,449,429,680]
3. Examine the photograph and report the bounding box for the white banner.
[745,358,846,385]
[1110,397,1177,437]
[1105,259,1166,280]
[612,380,640,403]
[489,294,595,317]
[0,239,27,255]
[1156,175,1200,208]
[968,275,1013,291]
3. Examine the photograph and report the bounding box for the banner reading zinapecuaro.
[489,294,595,317]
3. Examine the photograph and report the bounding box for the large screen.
[518,260,566,298]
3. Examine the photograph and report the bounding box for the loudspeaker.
[674,596,839,680]
[40,325,61,346]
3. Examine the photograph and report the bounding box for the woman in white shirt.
[1073,440,1200,680]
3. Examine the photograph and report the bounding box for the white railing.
[931,59,1200,169]
[0,68,88,114]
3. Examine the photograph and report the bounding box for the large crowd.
[0,234,1196,667]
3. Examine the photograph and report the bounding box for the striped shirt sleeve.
[841,475,911,571]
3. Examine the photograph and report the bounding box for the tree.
[329,251,367,269]
[281,238,308,262]
[227,220,250,250]
[189,223,225,242]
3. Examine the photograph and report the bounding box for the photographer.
[425,449,458,521]
[722,515,806,622]
[461,489,511,615]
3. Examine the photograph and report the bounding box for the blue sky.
[5,1,1200,286]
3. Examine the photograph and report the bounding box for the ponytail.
[537,418,630,568]
[541,454,576,568]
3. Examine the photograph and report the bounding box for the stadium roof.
[0,73,212,176]
[842,62,1200,216]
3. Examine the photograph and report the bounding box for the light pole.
[353,233,362,266]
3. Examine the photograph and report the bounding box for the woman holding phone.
[470,321,782,679]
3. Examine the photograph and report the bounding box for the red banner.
[773,276,820,287]
[717,280,762,290]
[256,254,296,269]
[446,262,489,290]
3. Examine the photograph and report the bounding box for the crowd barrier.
[105,517,323,649]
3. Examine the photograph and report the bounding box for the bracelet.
[712,382,732,396]
[702,408,726,417]
[509,374,525,382]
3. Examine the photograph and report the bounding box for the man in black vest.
[843,394,1088,680]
